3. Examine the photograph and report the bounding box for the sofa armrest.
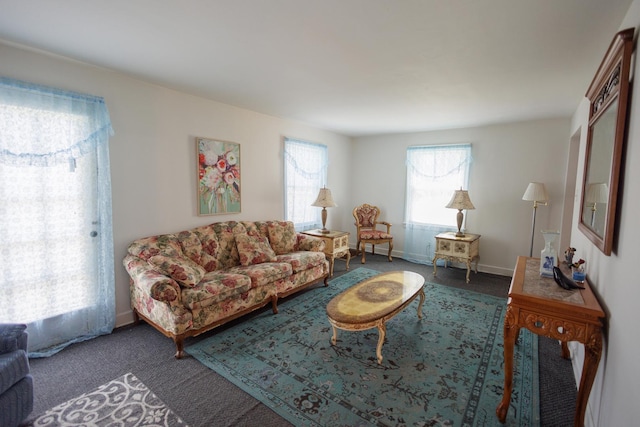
[296,233,326,252]
[123,255,181,304]
[0,324,27,353]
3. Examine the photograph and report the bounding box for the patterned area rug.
[29,373,188,426]
[187,268,539,426]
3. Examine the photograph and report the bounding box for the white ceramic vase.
[540,230,560,277]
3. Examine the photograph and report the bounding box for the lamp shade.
[311,187,337,208]
[445,189,475,210]
[522,182,548,202]
[586,183,609,204]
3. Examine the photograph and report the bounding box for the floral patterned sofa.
[123,220,329,358]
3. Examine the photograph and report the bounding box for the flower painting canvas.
[197,137,241,215]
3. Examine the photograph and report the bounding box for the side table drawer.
[334,235,349,252]
[453,241,470,256]
[436,239,453,255]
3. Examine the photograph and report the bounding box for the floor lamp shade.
[312,187,337,234]
[445,189,475,237]
[586,182,608,228]
[522,182,549,257]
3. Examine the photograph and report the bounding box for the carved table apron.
[496,256,605,427]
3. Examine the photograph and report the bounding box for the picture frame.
[196,137,241,215]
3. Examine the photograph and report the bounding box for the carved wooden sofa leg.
[174,336,185,359]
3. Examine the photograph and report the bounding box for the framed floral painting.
[196,137,241,215]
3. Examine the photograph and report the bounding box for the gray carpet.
[23,254,576,426]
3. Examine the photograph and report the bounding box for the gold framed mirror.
[578,28,634,255]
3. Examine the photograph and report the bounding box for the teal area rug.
[186,268,539,426]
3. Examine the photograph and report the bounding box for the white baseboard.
[349,245,513,278]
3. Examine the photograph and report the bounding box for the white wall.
[566,1,640,425]
[351,118,571,275]
[0,42,352,327]
[4,6,640,421]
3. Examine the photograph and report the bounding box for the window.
[0,77,115,356]
[284,137,328,231]
[404,144,472,263]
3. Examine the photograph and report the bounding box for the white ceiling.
[0,0,633,136]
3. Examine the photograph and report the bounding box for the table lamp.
[445,188,475,237]
[311,187,337,234]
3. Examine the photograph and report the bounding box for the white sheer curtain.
[404,144,472,264]
[0,77,115,357]
[284,137,328,231]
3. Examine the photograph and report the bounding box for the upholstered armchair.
[0,324,33,427]
[353,203,393,264]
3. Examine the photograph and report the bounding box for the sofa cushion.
[228,262,293,288]
[192,225,220,272]
[235,233,277,266]
[175,230,204,265]
[275,251,327,273]
[148,254,206,288]
[267,221,297,255]
[181,272,252,310]
[241,221,265,237]
[296,233,326,252]
[211,221,246,269]
[128,234,182,260]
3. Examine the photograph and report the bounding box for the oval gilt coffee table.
[326,271,425,364]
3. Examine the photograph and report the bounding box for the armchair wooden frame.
[353,203,393,264]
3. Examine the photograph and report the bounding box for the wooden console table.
[496,256,605,427]
[302,229,350,277]
[432,232,480,283]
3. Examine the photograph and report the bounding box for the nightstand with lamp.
[432,189,480,283]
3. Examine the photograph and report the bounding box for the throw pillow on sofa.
[267,221,297,255]
[175,230,203,265]
[148,254,206,288]
[192,225,220,272]
[236,233,277,266]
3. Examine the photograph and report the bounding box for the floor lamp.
[586,182,609,229]
[522,182,548,257]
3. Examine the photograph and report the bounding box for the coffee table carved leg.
[376,321,386,364]
[497,305,519,423]
[416,289,425,319]
[331,325,338,345]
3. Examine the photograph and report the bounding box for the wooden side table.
[432,232,480,283]
[301,229,351,277]
[496,256,605,427]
